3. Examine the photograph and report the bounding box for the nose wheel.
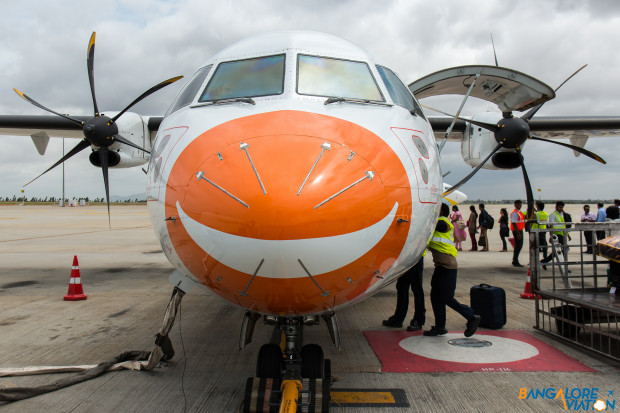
[243,317,331,413]
[256,343,283,379]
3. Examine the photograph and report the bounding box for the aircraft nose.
[164,110,413,314]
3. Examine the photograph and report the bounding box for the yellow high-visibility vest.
[551,210,566,235]
[428,216,458,257]
[531,210,548,230]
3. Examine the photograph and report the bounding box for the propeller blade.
[554,64,587,93]
[530,135,606,164]
[443,142,503,196]
[522,65,587,122]
[421,104,498,132]
[491,33,499,66]
[520,103,543,123]
[517,150,535,220]
[112,134,151,154]
[13,89,84,127]
[23,140,91,187]
[99,147,111,227]
[109,76,184,124]
[87,32,99,117]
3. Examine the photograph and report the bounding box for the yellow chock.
[279,379,302,413]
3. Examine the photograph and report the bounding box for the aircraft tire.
[256,343,282,379]
[323,359,331,382]
[300,344,324,379]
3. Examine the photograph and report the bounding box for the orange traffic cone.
[520,268,537,299]
[64,255,87,301]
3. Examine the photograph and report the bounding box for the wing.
[427,116,467,141]
[0,115,164,154]
[427,115,620,142]
[528,116,620,139]
[0,115,87,139]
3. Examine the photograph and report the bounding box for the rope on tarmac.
[0,287,185,403]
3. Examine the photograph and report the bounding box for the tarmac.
[0,204,618,412]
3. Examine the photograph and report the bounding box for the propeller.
[490,34,499,67]
[440,64,605,220]
[14,32,183,225]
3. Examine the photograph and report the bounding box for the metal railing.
[529,221,620,361]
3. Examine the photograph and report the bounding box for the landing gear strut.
[243,316,332,413]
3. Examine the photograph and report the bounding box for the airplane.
[443,183,467,206]
[1,30,619,411]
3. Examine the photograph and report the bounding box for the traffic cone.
[520,268,537,299]
[64,255,87,301]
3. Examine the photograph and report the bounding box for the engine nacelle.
[460,112,525,170]
[88,111,150,169]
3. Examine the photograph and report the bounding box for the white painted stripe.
[177,201,398,279]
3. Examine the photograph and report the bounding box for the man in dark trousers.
[596,202,607,241]
[510,200,525,267]
[424,203,481,337]
[382,255,425,331]
[478,203,490,251]
[581,204,596,254]
[532,201,549,262]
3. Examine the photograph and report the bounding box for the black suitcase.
[470,284,506,329]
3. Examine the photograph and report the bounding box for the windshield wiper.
[192,97,256,108]
[324,97,392,107]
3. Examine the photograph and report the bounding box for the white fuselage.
[145,31,442,316]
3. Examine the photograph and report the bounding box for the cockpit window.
[376,65,426,119]
[297,55,384,101]
[199,55,285,102]
[166,65,212,115]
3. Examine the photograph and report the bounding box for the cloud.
[1,0,619,200]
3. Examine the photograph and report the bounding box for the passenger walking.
[596,202,607,241]
[478,204,490,252]
[450,205,467,251]
[498,208,509,252]
[468,205,478,251]
[510,200,525,267]
[424,204,481,337]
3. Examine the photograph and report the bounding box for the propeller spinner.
[14,32,183,225]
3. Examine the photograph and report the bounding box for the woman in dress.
[499,208,509,252]
[450,205,467,251]
[468,205,478,251]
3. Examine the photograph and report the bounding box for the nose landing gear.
[242,316,332,413]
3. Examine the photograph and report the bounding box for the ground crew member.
[382,252,426,331]
[541,201,570,265]
[424,203,480,337]
[532,201,549,265]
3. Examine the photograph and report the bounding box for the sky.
[1,0,619,201]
